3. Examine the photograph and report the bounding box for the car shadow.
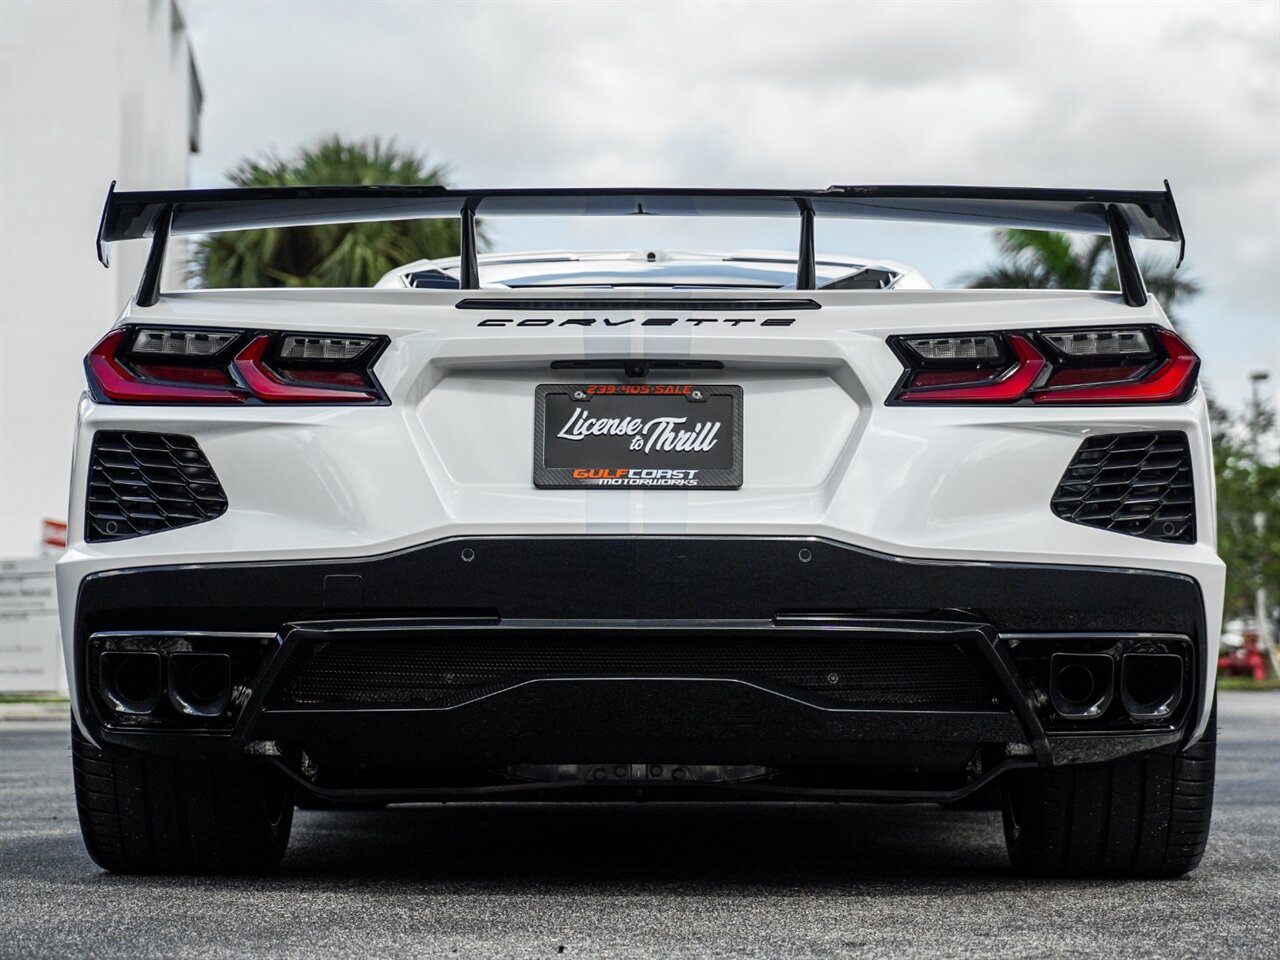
[264,800,1018,892]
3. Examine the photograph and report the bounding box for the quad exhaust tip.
[97,650,232,718]
[97,651,163,715]
[1048,650,1185,721]
[1120,652,1184,720]
[167,652,232,717]
[1048,652,1114,719]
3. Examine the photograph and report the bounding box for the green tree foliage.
[193,136,469,288]
[1213,406,1280,617]
[962,229,1201,320]
[966,229,1276,619]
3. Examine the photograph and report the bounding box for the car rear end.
[62,184,1222,877]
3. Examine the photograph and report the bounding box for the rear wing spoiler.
[97,182,1185,308]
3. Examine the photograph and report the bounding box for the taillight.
[895,334,1047,402]
[1032,328,1198,403]
[232,334,381,402]
[85,326,388,404]
[888,326,1198,404]
[86,329,245,403]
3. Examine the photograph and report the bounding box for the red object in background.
[1217,636,1268,681]
[41,519,67,549]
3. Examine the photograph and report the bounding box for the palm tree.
[961,229,1201,321]
[193,136,473,288]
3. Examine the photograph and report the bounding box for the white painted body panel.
[58,285,1224,741]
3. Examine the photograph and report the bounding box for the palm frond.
[962,230,1200,325]
[193,135,473,289]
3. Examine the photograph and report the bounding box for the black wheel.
[72,723,294,874]
[1002,699,1216,878]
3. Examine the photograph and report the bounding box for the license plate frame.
[533,383,743,489]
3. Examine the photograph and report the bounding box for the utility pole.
[1249,371,1270,450]
[1248,371,1277,676]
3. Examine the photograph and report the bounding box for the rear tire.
[1002,698,1216,878]
[72,723,294,874]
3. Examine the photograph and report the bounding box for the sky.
[186,0,1279,415]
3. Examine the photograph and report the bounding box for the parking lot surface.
[0,692,1275,959]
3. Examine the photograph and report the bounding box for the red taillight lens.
[85,327,388,405]
[130,364,238,386]
[1040,364,1147,387]
[86,330,246,403]
[889,326,1198,405]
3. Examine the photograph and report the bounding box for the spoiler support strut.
[459,203,479,290]
[135,205,172,309]
[1107,205,1148,309]
[796,201,816,290]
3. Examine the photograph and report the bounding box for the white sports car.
[64,184,1220,877]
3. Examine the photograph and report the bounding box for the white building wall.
[0,0,200,558]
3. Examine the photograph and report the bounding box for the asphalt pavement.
[0,692,1276,959]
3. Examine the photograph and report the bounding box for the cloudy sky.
[187,0,1278,413]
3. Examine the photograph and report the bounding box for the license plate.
[534,383,743,489]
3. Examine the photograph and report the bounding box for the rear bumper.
[68,536,1211,800]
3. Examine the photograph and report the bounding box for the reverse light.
[131,328,238,357]
[278,335,372,361]
[85,326,388,404]
[1040,328,1152,357]
[903,335,1003,362]
[889,326,1198,405]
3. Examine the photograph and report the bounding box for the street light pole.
[1249,371,1270,452]
[1247,371,1276,675]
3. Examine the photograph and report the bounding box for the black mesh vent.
[272,634,996,709]
[1051,432,1194,543]
[86,432,227,542]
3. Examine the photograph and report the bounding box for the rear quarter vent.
[86,431,227,542]
[1051,432,1195,543]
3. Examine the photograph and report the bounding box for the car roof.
[376,250,930,290]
